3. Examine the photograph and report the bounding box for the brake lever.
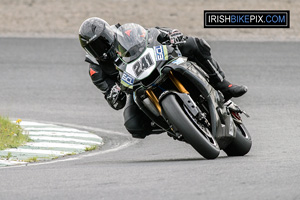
[225,100,250,118]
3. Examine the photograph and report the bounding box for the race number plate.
[132,53,154,77]
[122,48,157,82]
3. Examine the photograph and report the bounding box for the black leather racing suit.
[86,27,226,138]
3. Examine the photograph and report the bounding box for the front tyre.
[161,94,220,159]
[224,123,252,156]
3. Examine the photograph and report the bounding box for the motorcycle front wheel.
[161,94,220,159]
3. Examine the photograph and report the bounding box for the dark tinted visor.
[84,36,110,59]
[84,25,115,60]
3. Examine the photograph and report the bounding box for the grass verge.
[85,145,97,151]
[0,117,30,150]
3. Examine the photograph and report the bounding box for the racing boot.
[213,79,248,102]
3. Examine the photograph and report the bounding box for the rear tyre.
[224,123,252,156]
[161,94,220,159]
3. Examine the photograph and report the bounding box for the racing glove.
[168,29,184,45]
[105,84,126,110]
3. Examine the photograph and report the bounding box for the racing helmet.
[79,17,116,61]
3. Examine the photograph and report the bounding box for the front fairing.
[117,44,174,90]
[118,48,156,89]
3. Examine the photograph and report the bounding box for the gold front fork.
[145,89,161,114]
[168,71,189,94]
[146,71,189,115]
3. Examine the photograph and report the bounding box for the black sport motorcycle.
[114,23,252,159]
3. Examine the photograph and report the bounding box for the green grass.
[0,117,30,150]
[85,145,97,151]
[2,152,12,160]
[24,157,38,163]
[66,152,77,156]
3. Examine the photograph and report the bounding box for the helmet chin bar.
[99,44,117,61]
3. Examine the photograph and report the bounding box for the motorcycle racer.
[79,17,247,138]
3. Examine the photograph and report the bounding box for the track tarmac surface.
[0,38,299,200]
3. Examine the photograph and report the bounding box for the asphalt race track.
[0,38,300,200]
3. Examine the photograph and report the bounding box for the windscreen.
[115,23,148,63]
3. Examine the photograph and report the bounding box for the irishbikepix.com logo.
[204,10,290,28]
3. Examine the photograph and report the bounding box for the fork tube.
[168,71,189,94]
[146,89,162,114]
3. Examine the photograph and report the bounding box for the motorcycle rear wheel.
[223,123,252,156]
[161,94,220,159]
